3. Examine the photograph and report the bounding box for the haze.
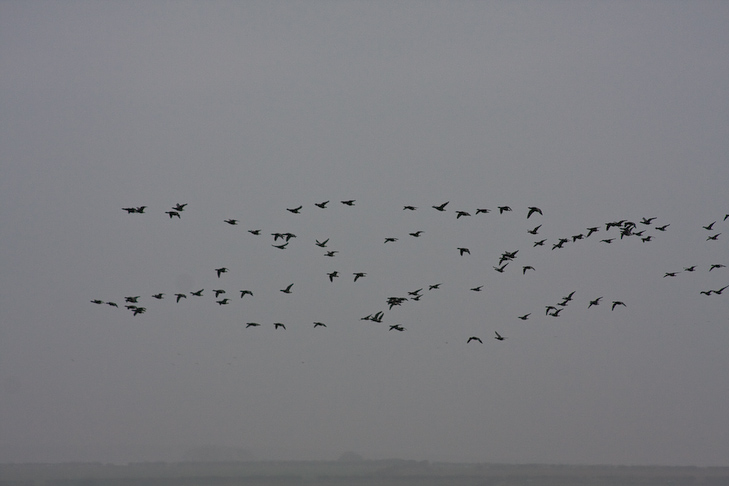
[1,1,728,466]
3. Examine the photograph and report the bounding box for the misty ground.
[1,460,728,486]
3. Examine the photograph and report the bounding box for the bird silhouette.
[522,266,535,274]
[528,225,542,235]
[709,264,726,271]
[190,289,204,296]
[315,200,329,208]
[456,211,471,219]
[327,271,339,282]
[272,242,289,249]
[91,299,104,304]
[216,298,229,305]
[152,293,164,299]
[588,297,602,308]
[173,203,187,211]
[106,301,118,307]
[712,285,729,295]
[498,206,512,214]
[432,201,449,211]
[611,301,626,310]
[655,224,670,231]
[470,286,483,292]
[341,200,356,206]
[247,229,261,235]
[224,219,238,225]
[215,267,228,278]
[353,272,367,281]
[274,322,286,329]
[213,289,226,298]
[280,283,294,293]
[324,250,338,257]
[403,205,417,211]
[527,207,542,218]
[533,239,547,247]
[175,293,186,302]
[493,263,509,273]
[314,322,327,328]
[494,332,506,341]
[384,237,398,243]
[706,233,721,241]
[429,283,442,290]
[409,231,424,237]
[467,336,482,343]
[518,313,531,320]
[475,208,490,214]
[315,238,329,247]
[640,217,656,225]
[389,325,405,331]
[246,322,260,328]
[703,222,716,230]
[287,205,303,214]
[240,290,253,298]
[458,247,470,255]
[166,211,180,218]
[125,296,140,303]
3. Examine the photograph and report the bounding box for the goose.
[707,233,721,241]
[215,267,228,278]
[384,237,398,243]
[586,227,599,237]
[432,201,449,211]
[588,297,602,308]
[641,236,653,242]
[361,314,373,321]
[552,241,566,250]
[135,206,147,213]
[272,242,289,249]
[475,208,490,214]
[224,219,238,225]
[403,205,417,210]
[533,239,547,247]
[683,266,696,272]
[324,250,338,257]
[122,207,137,213]
[428,283,442,290]
[527,225,541,235]
[315,200,329,208]
[611,301,626,310]
[562,291,576,301]
[655,224,670,231]
[246,322,261,328]
[640,217,656,225]
[216,298,229,305]
[132,307,146,316]
[458,247,470,255]
[493,263,509,273]
[549,308,563,317]
[572,234,584,242]
[152,293,165,299]
[175,293,186,302]
[371,311,384,322]
[389,325,405,331]
[315,238,329,247]
[498,206,512,214]
[527,207,542,218]
[703,222,716,231]
[494,332,506,341]
[353,272,367,281]
[91,299,104,304]
[106,301,119,307]
[125,296,140,303]
[213,289,226,298]
[663,272,678,278]
[545,305,557,315]
[408,289,423,296]
[518,313,530,320]
[467,336,482,343]
[247,229,261,235]
[600,238,614,244]
[470,286,483,292]
[172,203,187,211]
[341,200,356,206]
[709,264,726,271]
[190,289,204,296]
[699,290,713,296]
[712,285,729,295]
[273,322,286,329]
[287,205,302,214]
[313,322,327,328]
[280,283,294,294]
[522,266,535,274]
[283,232,297,241]
[166,211,181,218]
[327,271,339,282]
[409,230,423,237]
[239,290,253,298]
[456,211,471,219]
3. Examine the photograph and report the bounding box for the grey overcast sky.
[1,1,728,466]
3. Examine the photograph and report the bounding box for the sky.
[1,0,728,466]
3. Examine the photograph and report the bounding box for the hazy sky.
[1,1,728,466]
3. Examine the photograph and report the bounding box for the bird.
[699,290,713,296]
[663,272,678,278]
[353,272,367,282]
[315,238,329,247]
[533,239,547,247]
[324,250,338,257]
[458,247,470,256]
[135,206,147,213]
[545,305,557,315]
[571,234,584,242]
[709,264,726,271]
[190,289,204,296]
[712,285,729,295]
[552,241,566,250]
[246,322,261,328]
[527,225,542,235]
[216,298,229,305]
[240,290,253,298]
[213,289,226,298]
[247,229,261,235]
[611,301,626,310]
[493,263,509,273]
[91,299,104,304]
[125,296,140,303]
[274,322,286,329]
[588,297,602,308]
[280,283,294,294]
[518,313,530,320]
[498,206,512,214]
[428,283,442,290]
[384,237,398,243]
[122,207,137,213]
[215,267,228,278]
[409,231,423,237]
[655,224,670,231]
[640,217,656,225]
[432,201,449,211]
[152,293,164,299]
[494,332,506,341]
[586,227,599,237]
[707,233,721,241]
[527,207,542,218]
[132,307,146,316]
[703,222,716,231]
[106,301,118,307]
[549,308,563,317]
[327,271,339,282]
[315,200,329,208]
[467,336,482,343]
[601,238,614,244]
[456,211,471,219]
[522,265,535,274]
[470,286,483,292]
[224,219,238,225]
[175,293,186,302]
[166,211,181,218]
[287,205,303,214]
[172,203,187,211]
[562,291,576,301]
[371,311,384,323]
[389,325,405,331]
[475,208,490,214]
[314,322,327,328]
[272,242,289,249]
[642,236,653,242]
[403,205,417,211]
[341,200,356,206]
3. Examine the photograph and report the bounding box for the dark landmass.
[1,460,728,486]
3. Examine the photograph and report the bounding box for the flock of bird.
[92,201,727,345]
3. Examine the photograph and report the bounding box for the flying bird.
[384,237,398,243]
[467,336,482,343]
[709,264,726,271]
[165,211,181,218]
[327,271,339,282]
[432,201,449,211]
[240,290,253,298]
[274,322,286,329]
[429,283,442,290]
[315,200,329,208]
[324,250,338,257]
[215,267,228,278]
[707,233,721,241]
[216,298,229,305]
[493,263,509,273]
[247,229,261,235]
[314,322,327,328]
[388,325,405,331]
[287,205,303,214]
[409,231,424,237]
[152,293,164,299]
[611,301,626,310]
[341,200,356,206]
[224,219,238,225]
[494,332,506,341]
[455,211,471,219]
[703,221,716,231]
[190,289,204,296]
[458,247,470,256]
[522,265,535,274]
[403,205,417,211]
[527,225,542,235]
[475,208,490,214]
[172,203,187,211]
[246,322,261,328]
[315,238,329,247]
[213,289,226,298]
[175,293,186,302]
[498,206,512,214]
[272,242,289,249]
[353,272,367,281]
[280,283,294,294]
[588,297,602,308]
[533,239,547,247]
[527,207,542,218]
[470,286,483,292]
[518,313,531,320]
